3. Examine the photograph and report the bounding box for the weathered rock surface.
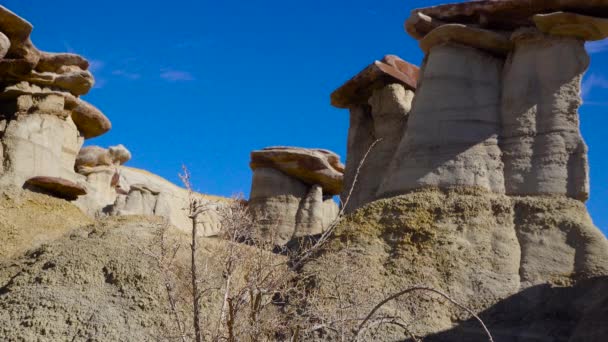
[68,98,111,139]
[331,55,420,213]
[0,94,84,187]
[343,83,415,213]
[250,146,344,195]
[0,216,278,341]
[109,166,225,237]
[0,187,92,261]
[0,6,111,196]
[75,144,131,171]
[23,176,86,201]
[502,29,590,200]
[331,54,418,108]
[378,44,505,199]
[249,147,342,244]
[306,188,608,341]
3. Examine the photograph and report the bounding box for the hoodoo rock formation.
[331,55,419,212]
[249,147,342,244]
[0,5,109,191]
[333,3,607,211]
[0,5,225,237]
[324,0,608,339]
[1,1,608,341]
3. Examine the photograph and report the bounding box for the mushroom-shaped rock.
[76,145,131,172]
[420,24,513,55]
[534,12,608,41]
[68,98,111,139]
[405,0,608,40]
[36,52,90,73]
[24,176,87,201]
[331,55,419,108]
[250,147,344,195]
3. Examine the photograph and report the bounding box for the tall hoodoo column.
[331,55,419,212]
[378,41,506,198]
[502,29,590,200]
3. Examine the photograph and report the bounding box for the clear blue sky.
[6,0,607,234]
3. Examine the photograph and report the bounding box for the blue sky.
[6,0,607,234]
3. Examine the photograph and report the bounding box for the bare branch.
[354,285,494,342]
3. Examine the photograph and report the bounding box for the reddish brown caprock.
[330,55,419,108]
[250,146,344,195]
[405,0,608,39]
[24,176,87,201]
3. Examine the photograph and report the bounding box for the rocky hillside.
[1,0,608,341]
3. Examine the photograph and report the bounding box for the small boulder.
[76,145,131,172]
[68,99,111,139]
[36,52,90,73]
[24,176,87,201]
[250,146,344,195]
[24,68,94,96]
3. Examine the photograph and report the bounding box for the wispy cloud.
[586,40,608,54]
[160,69,195,82]
[88,59,105,74]
[93,78,108,89]
[112,69,141,80]
[582,74,608,99]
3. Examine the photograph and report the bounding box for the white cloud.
[88,59,105,74]
[111,69,141,80]
[582,74,608,99]
[160,69,195,82]
[586,40,608,54]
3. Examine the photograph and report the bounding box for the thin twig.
[354,286,493,342]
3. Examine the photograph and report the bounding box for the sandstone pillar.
[378,44,505,198]
[331,55,419,212]
[501,29,590,201]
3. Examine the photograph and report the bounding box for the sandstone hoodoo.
[249,146,342,244]
[325,0,608,339]
[331,55,419,213]
[1,1,608,341]
[0,5,110,190]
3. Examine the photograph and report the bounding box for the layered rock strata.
[334,2,607,210]
[0,5,110,191]
[331,55,419,212]
[249,147,342,244]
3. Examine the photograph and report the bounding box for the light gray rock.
[75,144,131,172]
[378,44,505,198]
[0,95,84,187]
[249,167,308,244]
[249,167,339,245]
[108,166,226,237]
[294,184,339,238]
[341,105,376,213]
[341,83,414,213]
[501,29,589,201]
